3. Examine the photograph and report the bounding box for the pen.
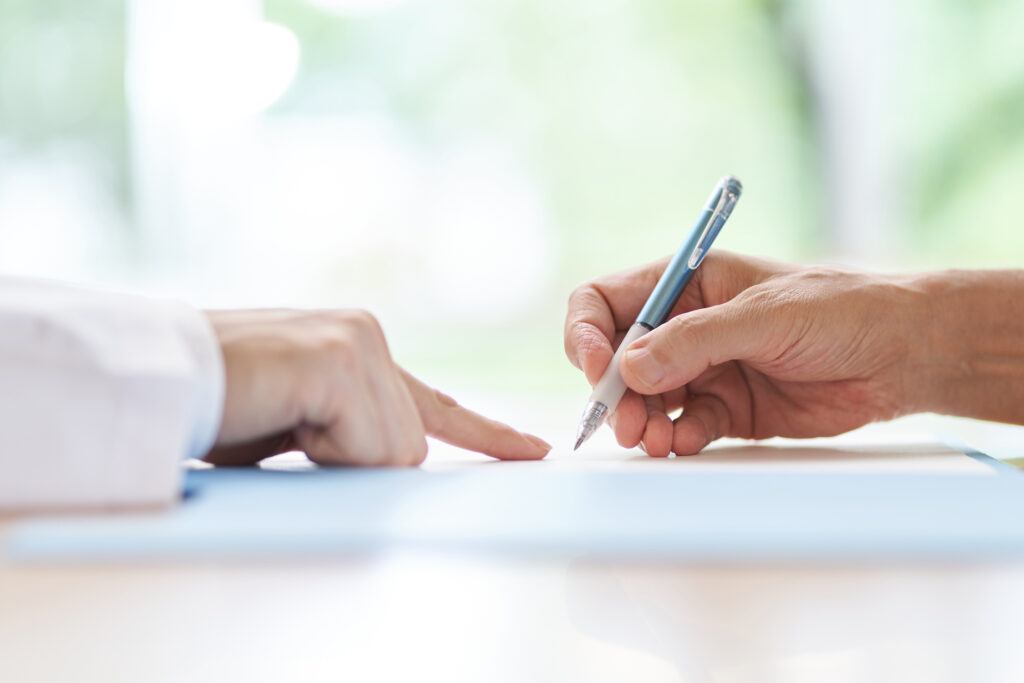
[574,175,743,451]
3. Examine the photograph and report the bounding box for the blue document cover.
[7,454,1024,563]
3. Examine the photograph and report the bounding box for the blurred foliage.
[919,84,1024,219]
[3,0,1024,390]
[264,0,817,281]
[4,0,1022,264]
[0,0,128,201]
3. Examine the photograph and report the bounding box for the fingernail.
[524,434,552,453]
[624,348,665,389]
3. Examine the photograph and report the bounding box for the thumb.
[620,300,762,394]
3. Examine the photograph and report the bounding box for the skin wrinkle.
[736,361,759,441]
[577,328,613,380]
[564,318,611,373]
[575,285,616,335]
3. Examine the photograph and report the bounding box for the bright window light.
[144,20,299,120]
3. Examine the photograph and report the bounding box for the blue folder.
[7,450,1024,563]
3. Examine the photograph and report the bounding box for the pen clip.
[688,181,740,269]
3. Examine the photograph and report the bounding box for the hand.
[204,309,551,466]
[565,251,932,456]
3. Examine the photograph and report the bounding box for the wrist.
[870,271,946,417]
[906,269,1024,423]
[896,271,958,416]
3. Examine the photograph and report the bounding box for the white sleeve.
[0,276,224,509]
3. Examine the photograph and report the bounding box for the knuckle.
[565,286,603,331]
[346,309,386,342]
[564,285,614,367]
[407,438,428,466]
[433,388,458,408]
[567,283,595,309]
[318,330,359,367]
[316,309,389,364]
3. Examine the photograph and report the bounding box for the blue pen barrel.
[636,176,742,329]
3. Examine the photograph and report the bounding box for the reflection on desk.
[2,553,1024,682]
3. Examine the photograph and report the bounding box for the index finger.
[400,369,552,461]
[564,257,671,384]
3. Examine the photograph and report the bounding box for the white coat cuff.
[171,304,225,460]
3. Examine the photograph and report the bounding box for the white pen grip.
[588,323,650,412]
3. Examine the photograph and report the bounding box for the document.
[5,439,1023,563]
[421,439,1000,475]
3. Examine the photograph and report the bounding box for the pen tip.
[573,435,585,451]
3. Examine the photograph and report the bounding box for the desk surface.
[5,419,1024,682]
[4,556,1024,682]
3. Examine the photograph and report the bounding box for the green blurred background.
[2,0,1024,398]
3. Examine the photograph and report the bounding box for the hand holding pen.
[564,215,978,457]
[573,176,743,450]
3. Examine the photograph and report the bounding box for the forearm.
[912,269,1024,424]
